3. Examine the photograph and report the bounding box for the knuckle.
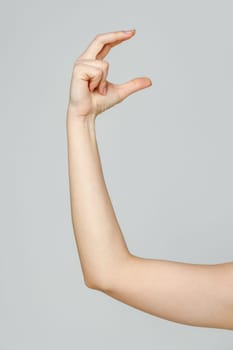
[94,66,102,73]
[102,60,109,69]
[73,59,81,68]
[73,56,82,65]
[91,66,103,79]
[94,33,102,41]
[73,62,81,75]
[97,67,104,77]
[72,64,79,75]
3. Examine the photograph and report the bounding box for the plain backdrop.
[1,0,233,349]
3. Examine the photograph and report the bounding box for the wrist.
[66,111,97,147]
[66,108,96,129]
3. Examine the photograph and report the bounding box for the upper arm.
[101,256,233,330]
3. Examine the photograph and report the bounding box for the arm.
[66,30,233,330]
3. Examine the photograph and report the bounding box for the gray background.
[1,0,233,349]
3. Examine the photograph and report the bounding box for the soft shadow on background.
[1,0,233,349]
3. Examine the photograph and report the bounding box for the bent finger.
[96,38,130,60]
[73,63,104,92]
[75,59,109,94]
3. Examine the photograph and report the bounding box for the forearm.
[66,112,131,289]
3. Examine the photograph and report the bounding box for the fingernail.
[123,29,136,34]
[103,86,107,95]
[100,83,106,95]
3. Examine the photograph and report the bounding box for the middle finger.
[96,39,128,60]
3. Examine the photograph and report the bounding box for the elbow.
[84,276,99,290]
[84,272,112,291]
[83,253,133,291]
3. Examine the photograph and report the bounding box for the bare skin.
[66,29,233,330]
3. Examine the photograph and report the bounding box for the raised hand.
[67,29,152,119]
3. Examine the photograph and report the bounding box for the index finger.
[78,29,136,60]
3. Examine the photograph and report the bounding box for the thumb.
[116,77,152,101]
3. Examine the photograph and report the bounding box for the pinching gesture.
[67,29,152,119]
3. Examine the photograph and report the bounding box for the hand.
[67,29,152,120]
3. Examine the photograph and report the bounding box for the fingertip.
[98,82,108,95]
[146,78,152,87]
[122,29,136,35]
[89,83,95,92]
